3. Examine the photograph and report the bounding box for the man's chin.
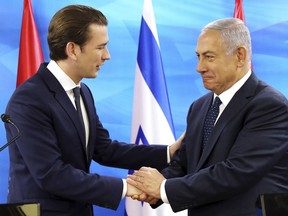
[93,71,99,77]
[86,72,98,79]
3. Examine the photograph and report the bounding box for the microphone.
[1,114,21,152]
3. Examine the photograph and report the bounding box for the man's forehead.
[197,30,222,47]
[199,29,221,41]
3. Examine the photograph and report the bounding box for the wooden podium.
[0,203,40,216]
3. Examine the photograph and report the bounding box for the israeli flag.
[125,0,186,215]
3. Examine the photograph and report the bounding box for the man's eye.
[206,55,214,60]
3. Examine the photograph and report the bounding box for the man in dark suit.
[127,18,288,216]
[4,5,182,216]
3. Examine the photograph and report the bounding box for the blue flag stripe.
[137,17,175,136]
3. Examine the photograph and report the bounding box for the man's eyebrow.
[196,51,215,55]
[97,41,109,46]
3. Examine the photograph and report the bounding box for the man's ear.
[236,46,247,67]
[66,42,81,60]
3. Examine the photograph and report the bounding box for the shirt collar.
[215,70,252,106]
[47,60,80,92]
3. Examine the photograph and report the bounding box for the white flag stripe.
[142,0,159,47]
[126,197,182,216]
[130,63,175,144]
[125,197,143,216]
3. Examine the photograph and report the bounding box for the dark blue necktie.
[73,87,85,129]
[202,97,222,150]
[73,87,88,160]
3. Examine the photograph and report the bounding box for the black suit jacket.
[5,63,168,216]
[161,73,288,216]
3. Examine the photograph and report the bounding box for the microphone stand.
[1,114,21,152]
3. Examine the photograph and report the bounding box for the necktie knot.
[212,96,222,109]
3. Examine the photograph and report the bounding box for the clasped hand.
[126,166,165,205]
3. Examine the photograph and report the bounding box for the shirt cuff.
[167,146,171,164]
[160,179,169,204]
[122,179,127,199]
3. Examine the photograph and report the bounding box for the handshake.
[125,166,165,205]
[125,131,185,204]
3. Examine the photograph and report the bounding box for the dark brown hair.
[48,4,108,61]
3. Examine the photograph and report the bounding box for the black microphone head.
[1,114,11,123]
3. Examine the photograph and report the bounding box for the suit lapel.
[38,65,87,156]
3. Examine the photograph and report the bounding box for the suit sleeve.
[91,111,168,171]
[81,82,168,171]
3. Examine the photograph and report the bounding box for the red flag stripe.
[233,0,246,23]
[17,0,44,87]
[233,0,253,69]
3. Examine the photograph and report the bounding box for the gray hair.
[202,18,252,62]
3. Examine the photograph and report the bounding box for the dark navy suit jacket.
[5,63,168,216]
[160,73,288,216]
